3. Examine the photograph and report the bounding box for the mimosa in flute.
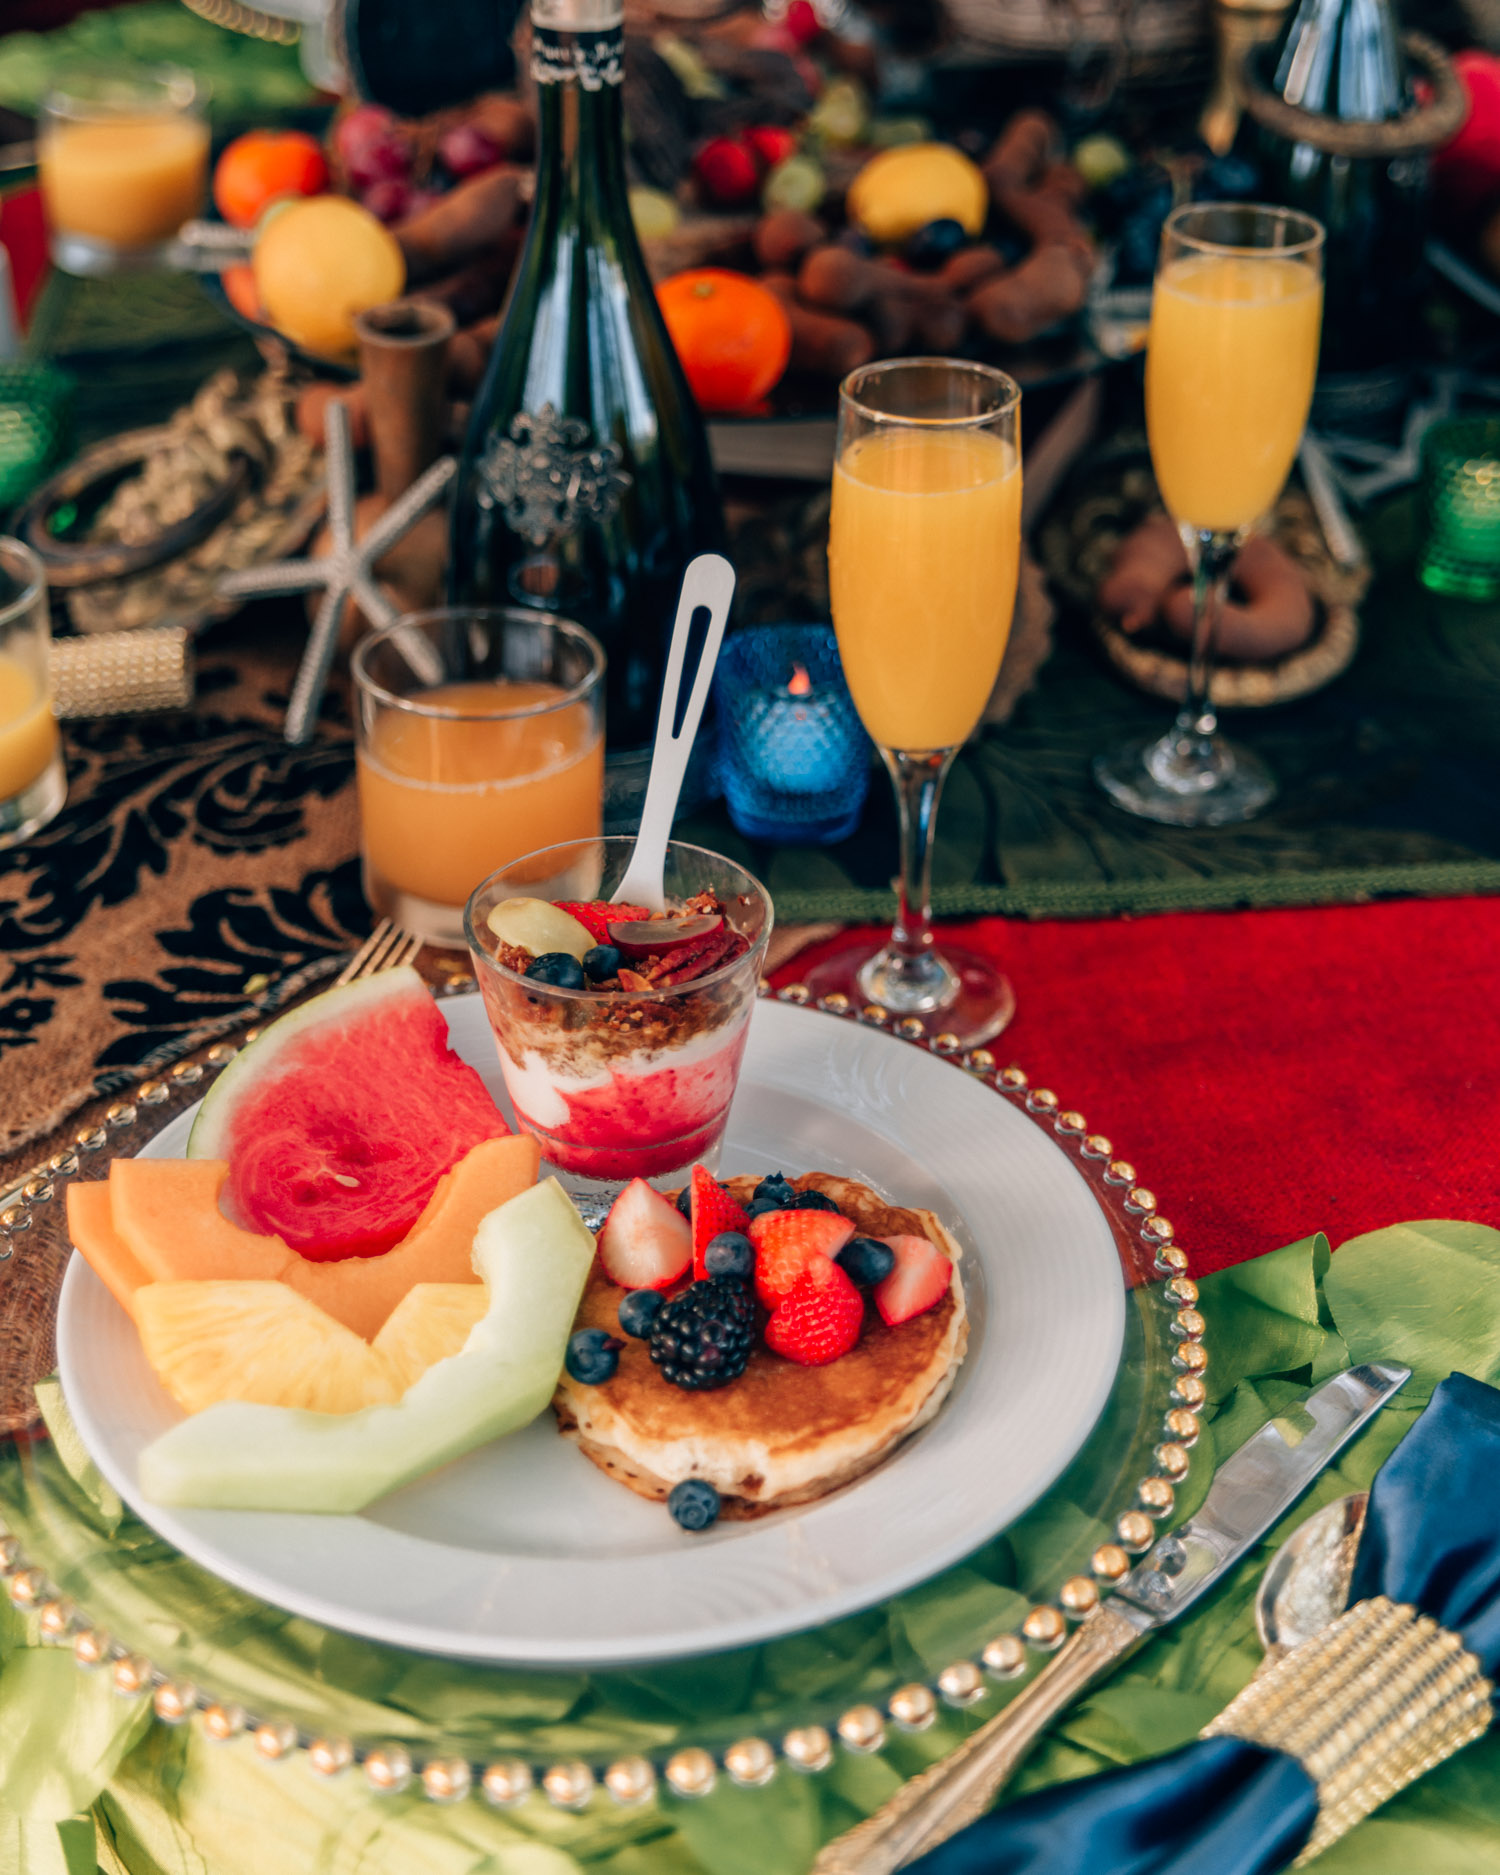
[803,359,1023,1047]
[353,611,604,946]
[1095,202,1325,826]
[0,540,65,851]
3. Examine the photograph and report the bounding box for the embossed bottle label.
[531,0,624,90]
[476,405,631,548]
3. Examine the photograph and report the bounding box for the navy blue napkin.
[908,1372,1500,1875]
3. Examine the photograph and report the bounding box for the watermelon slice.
[188,967,507,1262]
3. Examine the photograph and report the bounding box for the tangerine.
[657,268,791,413]
[213,129,329,230]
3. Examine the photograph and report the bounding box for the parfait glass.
[1094,202,1325,825]
[466,837,771,1215]
[802,358,1022,1047]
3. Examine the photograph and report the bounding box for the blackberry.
[650,1277,756,1391]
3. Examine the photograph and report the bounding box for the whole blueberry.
[904,216,967,270]
[618,1289,665,1338]
[752,1173,798,1208]
[583,944,620,982]
[746,1195,783,1218]
[788,1190,842,1214]
[837,1237,896,1287]
[676,1185,693,1219]
[704,1230,754,1280]
[668,1477,721,1532]
[565,1327,623,1384]
[526,951,587,989]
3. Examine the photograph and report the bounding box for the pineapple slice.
[134,1282,399,1416]
[374,1284,490,1395]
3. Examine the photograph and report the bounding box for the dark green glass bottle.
[1258,0,1424,381]
[449,0,726,755]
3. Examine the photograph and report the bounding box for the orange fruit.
[252,195,405,358]
[221,262,264,323]
[213,128,330,230]
[657,268,792,413]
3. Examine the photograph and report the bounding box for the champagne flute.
[802,359,1022,1047]
[1094,201,1325,825]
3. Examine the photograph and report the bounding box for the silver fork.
[335,918,423,986]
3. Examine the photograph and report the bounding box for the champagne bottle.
[449,0,726,761]
[1257,0,1424,384]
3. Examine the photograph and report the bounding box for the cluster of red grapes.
[334,104,509,224]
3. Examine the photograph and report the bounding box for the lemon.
[253,195,405,358]
[847,143,988,246]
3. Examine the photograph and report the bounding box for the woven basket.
[1040,447,1370,710]
[942,0,1206,57]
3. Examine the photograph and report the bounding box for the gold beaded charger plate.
[53,993,1130,1668]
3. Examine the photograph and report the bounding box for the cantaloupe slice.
[67,1180,152,1320]
[373,1284,489,1393]
[134,1282,399,1415]
[283,1132,541,1339]
[140,1180,596,1513]
[109,1160,294,1286]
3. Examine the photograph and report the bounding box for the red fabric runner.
[775,896,1500,1276]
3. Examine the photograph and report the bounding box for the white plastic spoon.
[611,552,736,913]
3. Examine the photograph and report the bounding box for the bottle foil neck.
[532,0,624,30]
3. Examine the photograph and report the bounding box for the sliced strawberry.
[764,1256,864,1366]
[749,1207,855,1309]
[597,1177,692,1290]
[873,1234,952,1327]
[689,1164,751,1279]
[554,901,652,946]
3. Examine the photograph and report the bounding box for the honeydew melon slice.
[137,1178,595,1514]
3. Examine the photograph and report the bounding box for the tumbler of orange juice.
[39,66,208,275]
[352,611,605,945]
[0,540,64,850]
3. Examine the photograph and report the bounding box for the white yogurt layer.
[495,1018,748,1130]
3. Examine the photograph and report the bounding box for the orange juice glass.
[40,66,208,275]
[0,540,64,850]
[1094,202,1325,828]
[805,358,1022,1048]
[353,609,604,945]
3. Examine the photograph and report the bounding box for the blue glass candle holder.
[714,623,870,845]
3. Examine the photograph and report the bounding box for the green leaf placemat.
[4,1220,1499,1873]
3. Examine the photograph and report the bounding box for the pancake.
[553,1173,967,1518]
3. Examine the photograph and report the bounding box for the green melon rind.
[137,1178,595,1514]
[186,965,429,1160]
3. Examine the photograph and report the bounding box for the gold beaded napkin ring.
[1204,1595,1492,1863]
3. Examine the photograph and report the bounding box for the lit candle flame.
[787,664,812,698]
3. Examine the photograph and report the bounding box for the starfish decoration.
[217,397,455,745]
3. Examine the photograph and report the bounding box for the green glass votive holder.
[0,364,75,511]
[1419,417,1500,600]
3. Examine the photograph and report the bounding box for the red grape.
[337,104,410,189]
[438,122,504,178]
[361,177,413,222]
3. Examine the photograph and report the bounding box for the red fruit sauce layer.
[511,1024,750,1181]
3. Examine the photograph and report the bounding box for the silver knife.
[812,1361,1411,1875]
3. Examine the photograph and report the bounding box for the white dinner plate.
[57,995,1126,1667]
